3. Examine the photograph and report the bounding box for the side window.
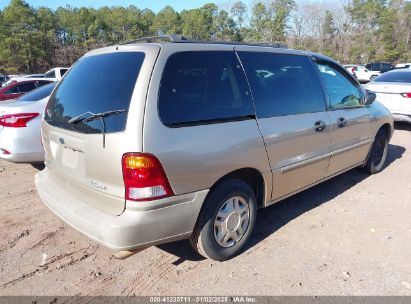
[238,52,326,118]
[316,63,364,109]
[18,82,37,93]
[61,69,68,77]
[5,86,20,94]
[159,51,254,126]
[45,70,56,78]
[36,81,51,87]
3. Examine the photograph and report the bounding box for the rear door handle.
[337,117,347,128]
[314,120,326,132]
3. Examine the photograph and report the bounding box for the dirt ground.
[0,124,410,296]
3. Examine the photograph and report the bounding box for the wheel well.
[379,123,392,140]
[211,168,265,208]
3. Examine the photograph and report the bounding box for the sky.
[0,0,238,12]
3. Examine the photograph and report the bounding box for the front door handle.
[314,120,326,132]
[337,117,347,128]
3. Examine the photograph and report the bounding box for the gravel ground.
[0,124,410,296]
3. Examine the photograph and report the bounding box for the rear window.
[45,70,56,78]
[18,82,56,101]
[18,82,37,93]
[45,52,145,134]
[373,71,411,83]
[158,51,254,127]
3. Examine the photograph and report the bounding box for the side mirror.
[364,90,376,105]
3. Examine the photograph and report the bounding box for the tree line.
[0,0,410,74]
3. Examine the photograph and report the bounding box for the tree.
[0,0,43,72]
[152,6,181,35]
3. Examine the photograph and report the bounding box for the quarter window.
[316,63,363,109]
[158,51,254,127]
[238,52,326,118]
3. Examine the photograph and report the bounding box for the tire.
[31,162,45,170]
[370,75,377,81]
[190,179,257,261]
[362,129,388,174]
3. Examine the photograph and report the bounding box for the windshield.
[373,71,411,83]
[17,82,56,101]
[45,52,145,134]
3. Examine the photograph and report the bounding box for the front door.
[315,61,373,177]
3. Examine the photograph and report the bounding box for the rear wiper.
[68,109,127,148]
[68,109,126,124]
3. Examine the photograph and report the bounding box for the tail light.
[122,153,174,201]
[0,113,39,128]
[351,67,356,73]
[401,93,411,98]
[0,148,11,155]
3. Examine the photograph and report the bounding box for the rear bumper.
[0,127,44,163]
[35,169,208,251]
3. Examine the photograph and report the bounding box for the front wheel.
[362,129,388,174]
[190,180,257,261]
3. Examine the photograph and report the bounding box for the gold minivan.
[36,36,394,261]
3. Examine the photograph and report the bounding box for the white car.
[0,82,56,162]
[3,67,69,86]
[365,69,411,123]
[345,65,380,83]
[395,63,411,69]
[44,67,69,81]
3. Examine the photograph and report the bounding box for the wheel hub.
[213,196,250,248]
[226,213,240,232]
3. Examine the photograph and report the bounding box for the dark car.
[0,75,10,85]
[0,80,53,101]
[365,62,394,73]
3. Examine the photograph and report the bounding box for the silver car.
[35,37,394,261]
[0,82,56,162]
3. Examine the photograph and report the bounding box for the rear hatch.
[42,45,160,215]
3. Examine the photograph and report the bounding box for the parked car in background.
[366,62,394,73]
[23,73,45,78]
[4,68,68,86]
[44,67,69,81]
[395,63,411,69]
[365,69,411,123]
[0,79,53,101]
[345,65,380,83]
[36,37,393,261]
[0,75,10,86]
[0,82,56,162]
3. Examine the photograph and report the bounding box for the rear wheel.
[190,179,257,261]
[362,129,388,174]
[370,75,378,81]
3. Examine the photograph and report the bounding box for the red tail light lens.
[401,92,411,98]
[0,113,39,128]
[122,153,174,201]
[0,148,11,155]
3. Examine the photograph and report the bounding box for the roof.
[121,34,288,49]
